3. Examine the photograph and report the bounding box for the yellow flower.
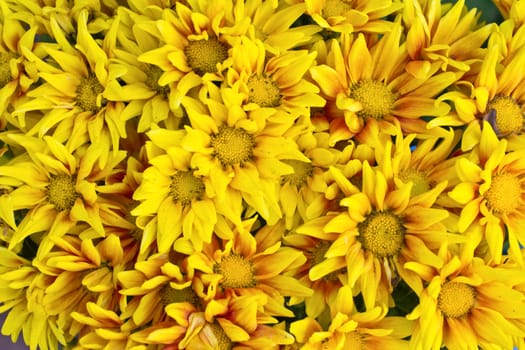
[310,23,458,145]
[447,122,525,264]
[407,239,525,350]
[131,131,218,253]
[304,0,403,34]
[14,9,130,152]
[226,37,325,126]
[301,159,455,309]
[0,134,128,250]
[402,0,496,75]
[180,93,310,226]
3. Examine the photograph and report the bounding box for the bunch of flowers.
[1,0,525,349]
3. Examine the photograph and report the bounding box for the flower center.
[438,281,476,318]
[357,210,405,258]
[349,80,396,120]
[76,74,105,112]
[46,174,79,211]
[210,125,255,167]
[209,322,233,350]
[145,65,170,96]
[282,159,313,187]
[246,74,281,107]
[345,331,365,350]
[214,253,256,289]
[309,240,343,281]
[484,173,522,214]
[486,96,523,136]
[322,0,353,18]
[169,171,205,206]
[399,169,431,197]
[160,285,200,306]
[184,37,229,76]
[0,52,16,88]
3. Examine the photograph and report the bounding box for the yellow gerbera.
[179,92,310,226]
[402,0,496,76]
[300,159,455,309]
[407,238,525,350]
[310,22,458,145]
[226,37,325,127]
[304,0,403,34]
[0,134,128,251]
[447,121,525,265]
[13,9,130,152]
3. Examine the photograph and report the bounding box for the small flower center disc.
[184,37,228,76]
[214,253,256,289]
[47,174,78,211]
[399,169,431,197]
[210,322,234,350]
[350,80,396,120]
[0,52,16,88]
[145,65,169,96]
[160,285,200,306]
[358,210,405,258]
[323,0,353,18]
[438,281,476,318]
[282,159,313,187]
[76,74,104,112]
[487,96,523,136]
[211,125,255,167]
[169,171,205,206]
[246,74,281,107]
[485,173,522,214]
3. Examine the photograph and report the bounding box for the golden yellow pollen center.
[484,173,522,214]
[246,74,281,107]
[399,169,431,197]
[349,80,396,120]
[145,65,169,96]
[169,171,205,206]
[282,159,313,187]
[0,52,16,88]
[160,285,200,306]
[322,0,353,18]
[345,331,365,350]
[309,240,343,281]
[486,96,523,136]
[210,125,255,167]
[184,38,228,76]
[214,253,256,289]
[357,210,405,258]
[209,322,233,350]
[438,281,476,318]
[46,174,79,211]
[76,74,104,112]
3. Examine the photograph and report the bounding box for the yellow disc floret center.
[0,52,16,88]
[47,174,79,211]
[484,173,522,214]
[399,169,431,197]
[214,253,256,289]
[169,171,205,206]
[145,65,169,96]
[438,281,476,318]
[246,74,281,107]
[345,331,365,350]
[211,125,255,167]
[358,210,405,258]
[160,285,200,306]
[76,74,104,112]
[350,80,396,120]
[210,322,233,350]
[323,0,353,18]
[184,38,228,76]
[487,96,523,136]
[282,159,313,187]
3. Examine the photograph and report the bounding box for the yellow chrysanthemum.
[226,37,325,126]
[407,239,525,350]
[447,122,525,264]
[179,93,310,226]
[299,159,457,309]
[290,303,413,349]
[13,9,129,152]
[304,0,402,34]
[402,0,496,76]
[310,22,458,145]
[131,131,218,253]
[0,134,129,251]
